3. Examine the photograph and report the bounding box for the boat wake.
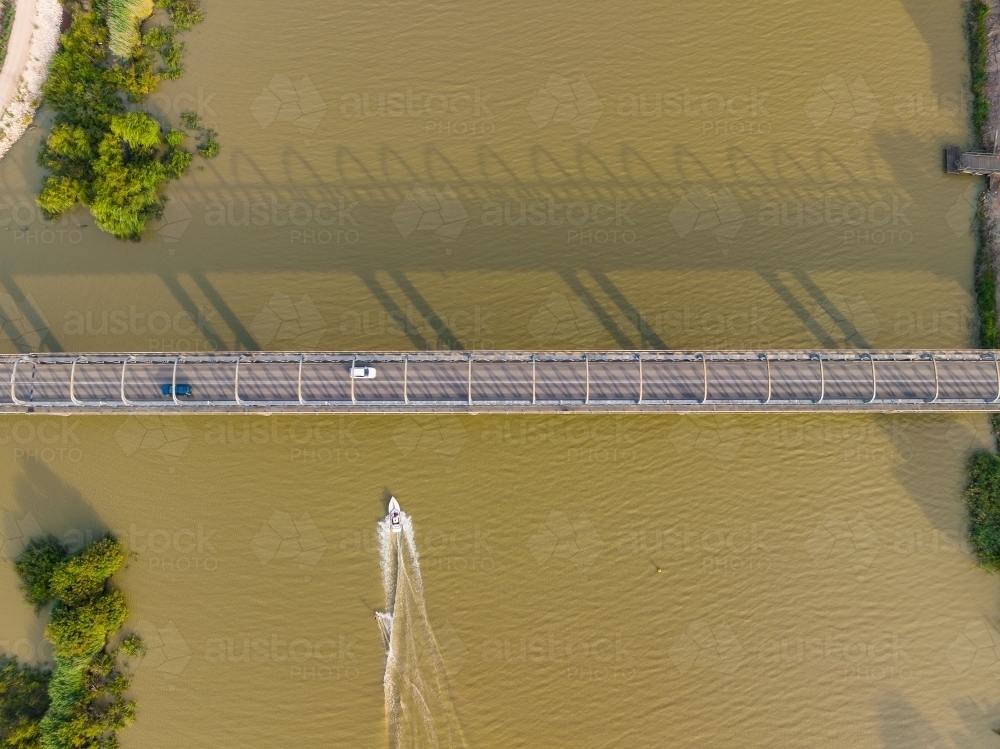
[378,508,467,749]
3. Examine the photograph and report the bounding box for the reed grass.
[107,0,153,57]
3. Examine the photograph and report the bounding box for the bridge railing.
[2,350,1000,413]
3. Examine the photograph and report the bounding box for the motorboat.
[387,497,402,533]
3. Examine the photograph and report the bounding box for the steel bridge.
[2,350,1000,414]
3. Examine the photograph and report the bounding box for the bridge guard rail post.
[931,355,939,403]
[69,356,83,406]
[699,353,708,404]
[120,356,133,406]
[638,354,642,404]
[867,354,877,404]
[172,355,182,406]
[993,352,1000,404]
[298,356,305,406]
[10,356,26,406]
[816,354,825,404]
[763,353,771,405]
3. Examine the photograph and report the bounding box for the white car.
[349,366,377,379]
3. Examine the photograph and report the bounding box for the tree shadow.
[876,687,945,749]
[13,458,106,548]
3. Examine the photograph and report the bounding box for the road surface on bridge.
[2,350,1000,414]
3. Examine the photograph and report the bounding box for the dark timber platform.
[946,146,1000,175]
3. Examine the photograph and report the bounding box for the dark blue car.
[161,384,193,397]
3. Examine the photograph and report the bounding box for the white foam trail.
[378,509,467,749]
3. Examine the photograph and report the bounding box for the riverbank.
[0,0,60,160]
[0,1,18,67]
[975,0,1000,349]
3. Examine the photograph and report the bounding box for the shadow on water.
[186,268,261,350]
[876,688,945,749]
[0,271,62,352]
[158,271,225,345]
[791,269,870,347]
[558,268,634,349]
[355,272,429,350]
[587,268,667,349]
[388,271,464,350]
[898,0,970,97]
[757,269,836,346]
[14,458,106,547]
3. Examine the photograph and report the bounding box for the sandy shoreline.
[0,0,59,159]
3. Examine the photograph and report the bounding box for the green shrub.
[11,535,137,749]
[15,536,68,609]
[0,658,50,749]
[117,634,146,659]
[48,538,124,607]
[36,1,213,240]
[966,451,1000,571]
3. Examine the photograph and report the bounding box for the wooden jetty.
[946,146,1000,175]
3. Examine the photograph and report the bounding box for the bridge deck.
[2,350,1000,414]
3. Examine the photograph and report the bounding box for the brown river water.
[1,0,1000,746]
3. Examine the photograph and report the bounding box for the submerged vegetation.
[0,535,141,749]
[36,0,215,241]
